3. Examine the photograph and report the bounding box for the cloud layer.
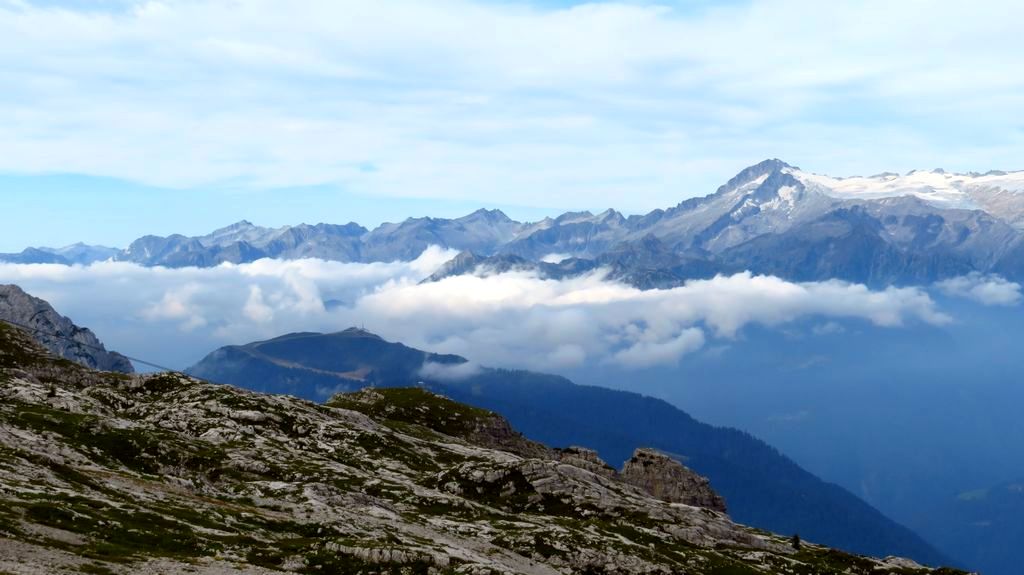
[936,273,1023,307]
[0,251,961,372]
[1,0,1023,213]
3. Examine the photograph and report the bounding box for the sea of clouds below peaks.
[0,246,1018,372]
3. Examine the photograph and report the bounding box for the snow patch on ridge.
[788,167,1024,211]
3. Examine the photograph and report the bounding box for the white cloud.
[242,285,274,323]
[612,328,705,368]
[141,282,208,330]
[935,273,1022,307]
[0,248,456,366]
[0,0,1022,212]
[357,270,949,369]
[0,250,952,372]
[541,253,572,264]
[418,361,483,382]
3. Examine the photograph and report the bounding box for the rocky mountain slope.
[0,321,967,574]
[0,284,133,373]
[473,160,1024,285]
[334,388,728,513]
[6,160,1024,284]
[187,328,954,567]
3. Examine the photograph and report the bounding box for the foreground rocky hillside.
[189,328,955,566]
[0,323,967,574]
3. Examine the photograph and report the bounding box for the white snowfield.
[790,167,1024,212]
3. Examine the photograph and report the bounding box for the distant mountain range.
[5,159,1024,285]
[187,327,954,567]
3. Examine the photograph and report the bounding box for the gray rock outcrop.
[0,284,133,373]
[621,447,728,512]
[555,446,618,479]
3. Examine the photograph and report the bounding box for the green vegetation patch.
[7,402,228,476]
[135,373,190,395]
[0,499,22,536]
[349,431,444,474]
[328,387,496,439]
[17,495,204,562]
[0,323,49,369]
[299,546,445,575]
[791,548,882,573]
[432,464,585,520]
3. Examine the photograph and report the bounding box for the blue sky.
[2,0,1024,250]
[1,173,560,249]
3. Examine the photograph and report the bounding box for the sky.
[2,0,1024,250]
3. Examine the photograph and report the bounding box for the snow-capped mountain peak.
[786,166,1024,216]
